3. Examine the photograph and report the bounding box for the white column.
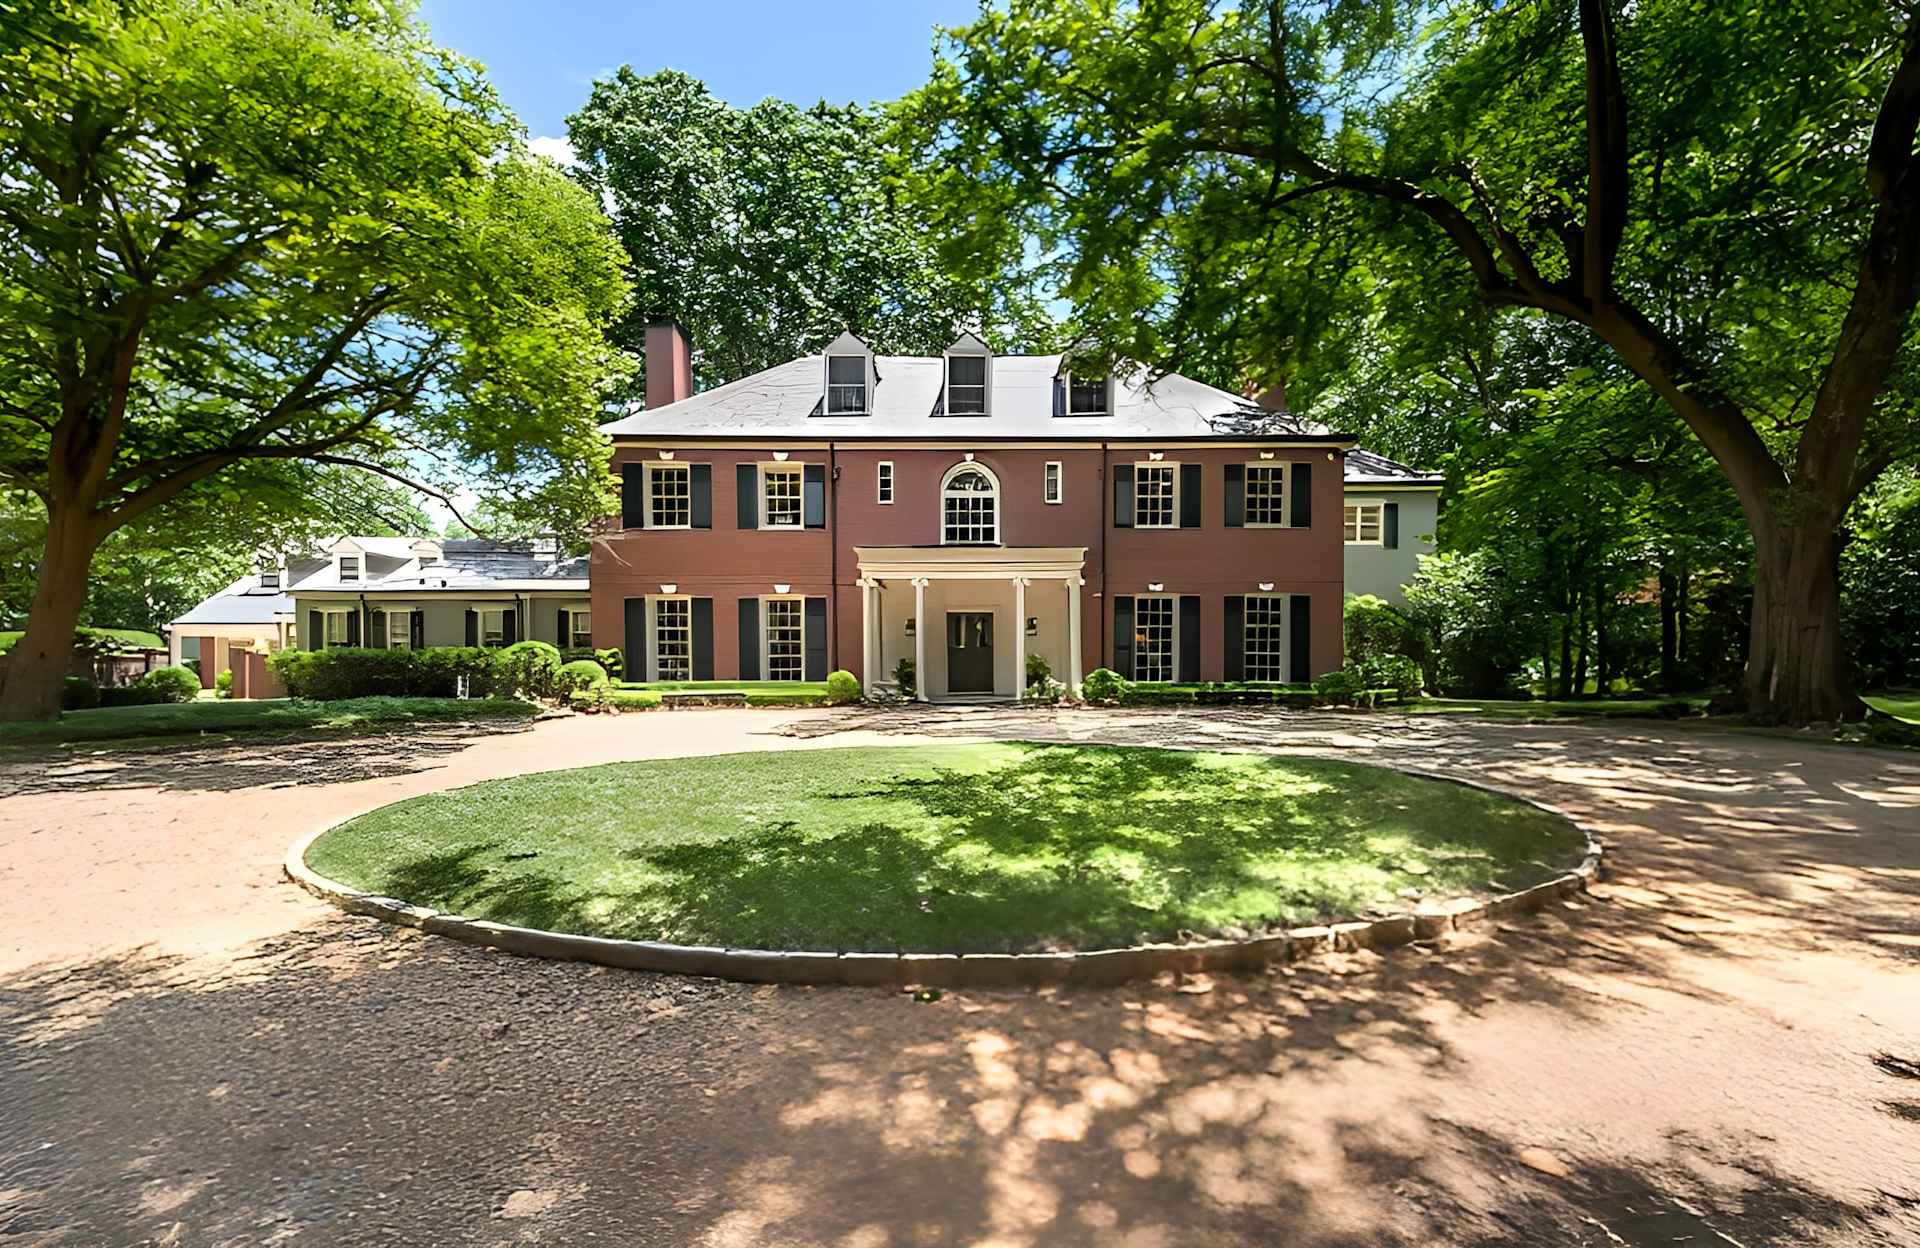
[912,577,929,702]
[859,579,876,692]
[1012,576,1028,700]
[1066,576,1084,699]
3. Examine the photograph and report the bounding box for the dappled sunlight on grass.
[309,744,1584,953]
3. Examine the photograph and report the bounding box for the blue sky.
[416,0,981,146]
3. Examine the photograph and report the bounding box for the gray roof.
[170,582,292,626]
[1344,448,1445,488]
[600,353,1346,442]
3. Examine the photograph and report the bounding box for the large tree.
[907,0,1920,723]
[0,0,630,720]
[567,68,1053,390]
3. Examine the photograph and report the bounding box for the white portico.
[854,546,1086,702]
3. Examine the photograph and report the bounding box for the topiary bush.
[62,674,100,711]
[1081,667,1129,704]
[595,647,624,680]
[137,665,201,704]
[824,669,862,704]
[554,659,609,698]
[494,640,562,699]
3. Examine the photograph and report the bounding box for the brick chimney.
[645,319,694,409]
[1242,376,1288,413]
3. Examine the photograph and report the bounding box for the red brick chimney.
[1241,376,1288,413]
[645,319,694,409]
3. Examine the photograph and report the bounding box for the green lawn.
[0,696,536,747]
[1402,695,1710,720]
[307,743,1586,954]
[603,679,832,707]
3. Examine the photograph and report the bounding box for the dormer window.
[826,355,866,414]
[338,555,360,583]
[1067,374,1108,416]
[943,333,992,415]
[258,561,281,590]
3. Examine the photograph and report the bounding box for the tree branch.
[309,456,489,537]
[1867,17,1920,204]
[1579,0,1630,299]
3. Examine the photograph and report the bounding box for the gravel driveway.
[1,707,1916,1246]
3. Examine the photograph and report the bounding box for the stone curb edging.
[283,774,1604,989]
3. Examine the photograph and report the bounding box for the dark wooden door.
[946,612,995,694]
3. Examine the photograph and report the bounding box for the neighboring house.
[168,562,296,687]
[592,322,1361,700]
[1342,449,1444,606]
[288,536,591,653]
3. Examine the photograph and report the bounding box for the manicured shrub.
[62,675,100,711]
[214,669,234,698]
[137,665,201,704]
[595,647,625,680]
[269,646,501,700]
[825,670,861,704]
[554,659,609,698]
[1025,652,1052,690]
[99,684,166,708]
[1345,594,1421,666]
[1081,667,1128,704]
[1312,667,1365,705]
[892,657,916,699]
[494,640,561,699]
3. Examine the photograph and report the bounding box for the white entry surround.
[854,546,1086,702]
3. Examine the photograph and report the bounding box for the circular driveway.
[2,707,1916,1246]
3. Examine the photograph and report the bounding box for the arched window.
[941,463,999,545]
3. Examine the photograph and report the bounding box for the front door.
[946,612,995,694]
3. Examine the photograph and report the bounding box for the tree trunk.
[1558,611,1574,700]
[1573,590,1590,697]
[0,505,101,721]
[1593,576,1611,693]
[1659,562,1680,692]
[1744,514,1859,724]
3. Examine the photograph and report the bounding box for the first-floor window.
[479,608,507,648]
[764,598,803,681]
[877,461,894,504]
[1135,464,1176,527]
[1244,595,1287,682]
[323,610,351,648]
[1345,502,1384,544]
[569,609,593,649]
[1134,595,1175,682]
[1246,464,1287,525]
[1044,461,1063,504]
[387,609,411,650]
[762,466,802,527]
[654,598,691,681]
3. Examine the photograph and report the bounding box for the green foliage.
[891,657,916,699]
[554,659,610,698]
[0,696,535,747]
[824,670,862,704]
[1080,667,1129,704]
[1403,552,1535,698]
[62,675,100,711]
[1843,469,1920,689]
[594,647,625,681]
[135,665,201,705]
[493,640,562,700]
[1343,595,1421,668]
[1024,652,1052,690]
[214,669,233,699]
[269,646,500,701]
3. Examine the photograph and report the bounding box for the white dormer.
[331,538,364,584]
[1055,355,1114,417]
[943,331,992,416]
[410,539,443,566]
[821,330,875,416]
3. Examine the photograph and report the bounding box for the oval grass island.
[295,743,1601,986]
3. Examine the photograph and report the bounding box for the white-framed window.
[478,608,508,648]
[1064,373,1107,416]
[653,597,691,681]
[386,609,411,650]
[1044,461,1063,504]
[569,609,593,649]
[259,562,281,590]
[946,353,988,414]
[1244,594,1288,682]
[647,463,691,529]
[1345,501,1385,545]
[941,463,999,545]
[1134,595,1176,682]
[877,460,894,504]
[762,465,802,528]
[322,609,351,648]
[1135,463,1177,528]
[826,355,866,414]
[1245,464,1288,526]
[338,555,360,583]
[764,597,804,682]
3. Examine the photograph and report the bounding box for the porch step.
[660,690,748,708]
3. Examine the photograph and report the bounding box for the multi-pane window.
[1044,461,1063,504]
[1133,595,1175,682]
[947,355,987,414]
[1135,464,1176,527]
[1067,375,1107,415]
[1244,595,1287,682]
[764,598,804,681]
[338,555,360,583]
[569,610,593,649]
[387,609,411,650]
[942,466,998,544]
[653,598,691,681]
[762,466,802,527]
[827,355,866,413]
[1245,465,1287,526]
[647,464,690,528]
[479,608,507,648]
[323,610,350,648]
[1345,502,1384,544]
[877,461,894,504]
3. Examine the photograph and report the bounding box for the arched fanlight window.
[941,463,1000,545]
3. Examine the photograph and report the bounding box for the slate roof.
[1344,448,1445,488]
[600,354,1348,442]
[169,582,293,626]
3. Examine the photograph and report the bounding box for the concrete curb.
[284,767,1605,989]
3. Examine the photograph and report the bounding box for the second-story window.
[947,355,987,414]
[877,461,894,504]
[942,464,999,545]
[1135,464,1177,528]
[1245,464,1287,526]
[762,465,803,527]
[827,355,866,414]
[648,464,691,528]
[1067,375,1107,416]
[1345,502,1384,544]
[338,555,360,583]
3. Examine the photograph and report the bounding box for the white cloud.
[528,135,578,167]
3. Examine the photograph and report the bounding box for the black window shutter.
[308,609,322,651]
[1179,464,1203,528]
[410,611,424,649]
[738,597,760,680]
[464,609,478,647]
[804,597,828,681]
[803,463,826,528]
[736,463,758,529]
[690,464,712,530]
[1384,501,1400,549]
[346,610,361,646]
[1290,594,1312,683]
[1178,595,1201,680]
[1051,376,1065,416]
[557,608,569,647]
[691,597,714,680]
[1291,461,1313,528]
[1112,595,1135,678]
[501,608,518,646]
[1224,464,1244,527]
[1113,464,1134,528]
[621,463,645,529]
[369,609,386,649]
[624,598,646,678]
[1224,596,1245,680]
